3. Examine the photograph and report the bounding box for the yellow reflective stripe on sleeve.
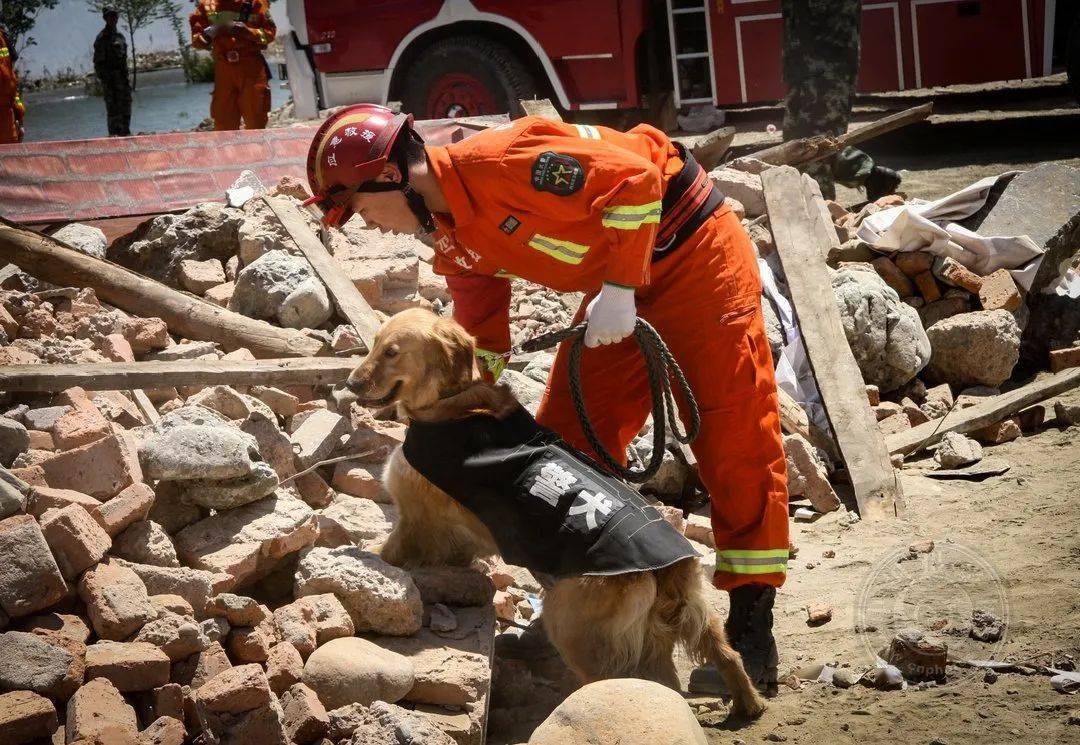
[601,201,662,230]
[573,123,601,140]
[715,548,789,575]
[0,48,10,58]
[527,234,590,265]
[475,349,507,380]
[494,270,520,279]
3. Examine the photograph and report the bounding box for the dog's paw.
[730,695,767,721]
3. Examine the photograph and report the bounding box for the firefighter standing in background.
[304,105,791,695]
[0,23,25,143]
[190,0,276,130]
[93,7,131,137]
[781,0,901,200]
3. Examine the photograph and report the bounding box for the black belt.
[653,143,726,261]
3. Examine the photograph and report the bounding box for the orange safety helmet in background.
[304,103,432,230]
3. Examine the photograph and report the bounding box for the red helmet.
[304,103,414,228]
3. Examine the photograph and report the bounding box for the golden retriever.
[346,308,766,719]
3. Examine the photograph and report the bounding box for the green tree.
[0,0,61,54]
[86,0,173,89]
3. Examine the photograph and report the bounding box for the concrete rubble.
[0,158,1075,744]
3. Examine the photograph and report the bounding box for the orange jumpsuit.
[0,27,25,144]
[427,117,790,591]
[190,0,275,130]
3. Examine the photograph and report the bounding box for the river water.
[21,67,293,143]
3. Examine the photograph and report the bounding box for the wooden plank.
[673,126,736,171]
[518,98,563,121]
[888,367,1080,455]
[748,103,932,167]
[130,389,161,425]
[0,216,325,359]
[762,165,903,518]
[0,357,362,393]
[262,196,381,353]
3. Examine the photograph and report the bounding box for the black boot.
[865,165,902,201]
[725,584,779,697]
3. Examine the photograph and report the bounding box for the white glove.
[584,282,636,348]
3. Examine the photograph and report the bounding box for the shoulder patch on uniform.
[532,152,585,196]
[499,215,521,235]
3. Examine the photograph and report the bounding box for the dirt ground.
[487,386,1080,744]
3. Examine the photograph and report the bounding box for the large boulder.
[925,310,1021,388]
[529,678,708,745]
[230,250,333,329]
[302,637,414,710]
[107,203,242,286]
[237,195,320,266]
[294,546,422,636]
[138,425,262,481]
[832,265,931,393]
[171,461,281,511]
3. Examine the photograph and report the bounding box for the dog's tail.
[655,558,766,718]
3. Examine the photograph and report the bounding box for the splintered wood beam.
[749,103,933,167]
[888,367,1080,455]
[519,98,563,121]
[0,215,325,359]
[0,357,362,393]
[262,197,382,353]
[762,166,904,519]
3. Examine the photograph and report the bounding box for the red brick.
[38,179,108,207]
[0,690,58,742]
[871,257,915,298]
[91,482,155,536]
[0,515,68,618]
[913,271,942,302]
[28,485,101,516]
[154,171,215,201]
[2,154,68,179]
[65,152,130,176]
[84,641,171,692]
[978,269,1021,312]
[66,677,138,742]
[1050,346,1080,373]
[934,257,984,293]
[111,178,161,206]
[40,503,112,580]
[51,402,111,451]
[38,433,142,500]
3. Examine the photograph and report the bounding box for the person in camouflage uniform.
[93,7,131,136]
[780,0,900,201]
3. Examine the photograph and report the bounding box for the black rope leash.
[516,319,700,484]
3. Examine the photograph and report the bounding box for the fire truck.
[283,0,1080,121]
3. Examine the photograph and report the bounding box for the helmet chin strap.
[396,129,436,236]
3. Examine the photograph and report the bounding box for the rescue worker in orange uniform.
[189,0,276,130]
[304,105,790,693]
[0,24,26,144]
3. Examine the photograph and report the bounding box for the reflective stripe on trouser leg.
[715,549,789,575]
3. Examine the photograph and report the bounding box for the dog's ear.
[431,318,477,383]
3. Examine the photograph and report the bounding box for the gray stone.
[832,266,931,393]
[832,668,857,688]
[112,520,179,567]
[132,610,211,662]
[0,417,29,468]
[0,466,29,518]
[0,631,81,700]
[147,482,204,535]
[139,425,261,481]
[975,164,1080,293]
[317,498,396,549]
[934,432,983,469]
[53,223,108,260]
[290,409,349,470]
[0,515,68,618]
[107,202,243,286]
[23,406,71,432]
[926,310,1021,388]
[175,493,318,585]
[144,341,221,362]
[499,369,545,409]
[294,546,423,636]
[335,701,455,745]
[237,196,319,266]
[230,250,332,329]
[174,460,280,511]
[708,168,765,218]
[113,560,228,615]
[155,405,232,431]
[521,352,556,385]
[302,637,415,710]
[241,412,297,480]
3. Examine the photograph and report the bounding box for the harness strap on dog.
[653,144,727,260]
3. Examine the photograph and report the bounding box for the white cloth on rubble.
[855,172,1046,292]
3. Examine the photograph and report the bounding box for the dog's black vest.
[401,407,698,579]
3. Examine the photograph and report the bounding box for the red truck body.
[283,0,1061,120]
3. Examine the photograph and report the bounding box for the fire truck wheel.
[401,36,538,119]
[1069,11,1080,105]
